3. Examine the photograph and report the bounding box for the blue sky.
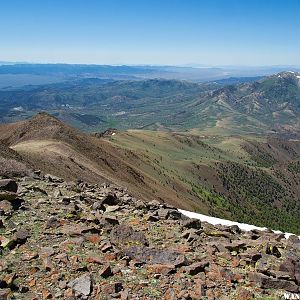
[1,0,300,65]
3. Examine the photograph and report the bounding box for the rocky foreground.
[0,174,300,300]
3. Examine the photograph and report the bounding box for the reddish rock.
[86,255,104,265]
[192,279,206,297]
[147,263,176,275]
[40,246,55,258]
[28,267,39,275]
[101,282,123,294]
[42,289,52,299]
[63,288,75,299]
[86,234,101,244]
[206,289,215,300]
[99,263,113,278]
[184,260,209,275]
[3,273,16,287]
[28,278,36,287]
[100,240,113,252]
[120,289,129,300]
[55,253,69,265]
[165,288,177,300]
[59,237,85,250]
[103,252,117,261]
[22,250,38,261]
[0,289,11,299]
[0,200,13,213]
[61,224,91,236]
[42,257,55,271]
[231,258,240,268]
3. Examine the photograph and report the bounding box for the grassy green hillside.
[108,131,300,234]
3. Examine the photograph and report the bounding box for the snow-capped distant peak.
[276,71,300,79]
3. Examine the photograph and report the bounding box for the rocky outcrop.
[0,179,18,200]
[0,174,299,299]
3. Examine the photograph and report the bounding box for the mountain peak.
[0,112,78,147]
[30,112,63,124]
[275,70,300,79]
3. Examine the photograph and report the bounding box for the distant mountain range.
[188,71,300,136]
[1,63,300,88]
[0,70,299,136]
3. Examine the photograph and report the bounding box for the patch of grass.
[288,161,300,173]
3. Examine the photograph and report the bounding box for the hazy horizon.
[1,61,300,69]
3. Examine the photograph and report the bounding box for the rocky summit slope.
[0,112,200,211]
[0,174,300,299]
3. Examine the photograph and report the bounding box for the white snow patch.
[297,75,300,79]
[12,106,24,112]
[178,209,300,240]
[113,111,126,116]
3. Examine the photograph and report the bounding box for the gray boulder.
[68,273,92,296]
